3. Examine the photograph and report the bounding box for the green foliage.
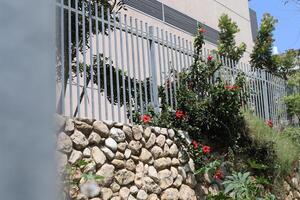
[223,172,258,200]
[284,94,300,121]
[195,160,221,175]
[287,71,300,87]
[282,127,300,144]
[250,13,278,73]
[217,14,246,62]
[275,49,300,80]
[244,112,300,175]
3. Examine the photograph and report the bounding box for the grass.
[243,111,300,175]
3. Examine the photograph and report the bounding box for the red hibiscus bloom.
[214,170,223,180]
[202,145,211,154]
[207,55,213,61]
[141,114,151,124]
[176,110,186,120]
[224,85,240,91]
[192,140,199,149]
[266,120,273,128]
[199,27,206,34]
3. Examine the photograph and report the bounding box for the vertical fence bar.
[95,2,101,120]
[161,30,169,106]
[119,13,127,122]
[129,17,138,115]
[174,35,180,89]
[182,38,187,70]
[101,6,108,120]
[141,21,149,110]
[75,0,81,118]
[146,24,154,108]
[68,0,73,117]
[124,15,133,123]
[113,12,121,122]
[178,36,183,74]
[149,26,160,112]
[82,0,88,117]
[157,27,163,86]
[88,0,95,119]
[165,31,173,109]
[60,0,65,115]
[170,33,177,108]
[135,19,143,116]
[107,8,115,121]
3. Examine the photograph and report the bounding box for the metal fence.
[55,0,288,125]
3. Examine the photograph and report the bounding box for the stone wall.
[283,160,300,200]
[56,117,197,200]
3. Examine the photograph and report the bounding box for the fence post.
[149,26,160,113]
[262,70,270,120]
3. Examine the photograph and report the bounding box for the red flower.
[176,110,186,120]
[266,120,273,128]
[141,115,151,124]
[214,170,223,180]
[192,140,199,149]
[202,145,211,154]
[224,85,240,91]
[207,55,213,61]
[199,27,206,34]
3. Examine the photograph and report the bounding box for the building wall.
[121,0,257,62]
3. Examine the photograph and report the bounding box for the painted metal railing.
[55,0,288,125]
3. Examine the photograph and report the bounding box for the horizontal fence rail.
[56,0,288,125]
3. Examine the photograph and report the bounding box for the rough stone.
[148,166,159,182]
[154,158,171,170]
[124,149,131,159]
[100,187,113,200]
[54,114,66,133]
[178,167,187,180]
[178,150,189,164]
[144,177,161,194]
[83,161,96,173]
[76,193,88,200]
[115,169,135,185]
[123,125,133,140]
[161,128,168,135]
[96,164,115,186]
[145,133,156,149]
[65,118,75,133]
[71,130,89,150]
[132,125,143,140]
[130,185,139,194]
[153,127,161,135]
[134,172,144,189]
[173,175,183,188]
[128,194,137,200]
[143,127,152,139]
[128,140,142,155]
[93,121,110,138]
[57,132,73,153]
[88,132,101,145]
[166,139,173,146]
[151,146,163,159]
[179,184,196,200]
[117,142,127,152]
[110,127,126,142]
[111,182,121,193]
[115,151,124,160]
[161,188,179,200]
[147,194,158,200]
[105,138,118,152]
[158,169,173,189]
[91,146,106,166]
[82,148,91,158]
[139,148,152,162]
[69,150,83,164]
[169,144,179,157]
[119,187,130,200]
[170,167,178,179]
[75,120,93,136]
[186,173,196,188]
[163,144,170,157]
[125,159,136,171]
[100,146,115,160]
[111,159,125,169]
[171,158,180,166]
[168,129,175,139]
[156,135,166,147]
[80,181,101,198]
[137,189,148,200]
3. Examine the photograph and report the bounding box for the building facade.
[122,0,258,62]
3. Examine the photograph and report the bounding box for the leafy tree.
[284,72,300,122]
[217,14,246,62]
[275,49,300,80]
[250,13,278,73]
